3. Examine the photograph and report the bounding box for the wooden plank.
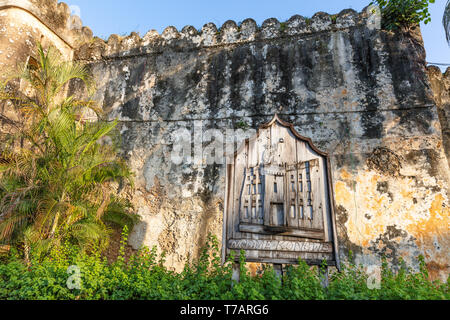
[286,168,298,228]
[239,223,325,240]
[230,153,237,243]
[240,168,251,224]
[281,128,297,229]
[232,263,240,283]
[295,139,307,162]
[293,135,300,229]
[269,122,287,228]
[234,141,248,235]
[273,264,283,279]
[247,135,258,168]
[270,122,282,166]
[247,166,258,225]
[258,169,264,224]
[272,124,288,228]
[264,172,273,227]
[227,162,235,238]
[311,161,325,231]
[257,127,270,227]
[246,137,257,244]
[239,257,336,266]
[319,266,329,288]
[318,158,330,242]
[266,125,274,243]
[326,157,341,271]
[222,163,232,263]
[232,250,335,265]
[228,238,333,252]
[300,163,309,229]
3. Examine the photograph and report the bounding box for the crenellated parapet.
[74,8,372,61]
[0,0,93,47]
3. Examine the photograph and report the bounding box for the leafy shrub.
[371,0,436,30]
[0,231,448,300]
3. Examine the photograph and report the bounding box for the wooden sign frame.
[222,114,340,272]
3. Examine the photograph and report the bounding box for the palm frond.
[103,197,139,230]
[0,42,134,261]
[34,197,59,236]
[53,60,95,97]
[69,221,110,249]
[0,211,29,240]
[80,120,118,156]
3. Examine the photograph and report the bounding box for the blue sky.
[66,0,450,70]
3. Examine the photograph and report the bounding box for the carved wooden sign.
[222,114,340,268]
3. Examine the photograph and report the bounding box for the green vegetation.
[0,232,447,300]
[0,43,139,264]
[330,14,338,24]
[235,119,250,130]
[371,0,435,30]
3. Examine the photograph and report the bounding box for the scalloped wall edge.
[0,1,380,60]
[74,7,379,61]
[427,65,450,79]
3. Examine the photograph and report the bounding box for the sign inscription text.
[228,239,333,253]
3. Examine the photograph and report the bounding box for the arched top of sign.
[259,114,328,157]
[233,114,329,162]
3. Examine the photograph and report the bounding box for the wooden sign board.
[222,114,340,269]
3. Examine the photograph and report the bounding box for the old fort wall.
[1,0,449,280]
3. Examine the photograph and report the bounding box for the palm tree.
[444,0,450,44]
[0,43,139,262]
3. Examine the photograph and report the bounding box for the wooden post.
[232,263,240,283]
[319,266,329,288]
[273,264,283,280]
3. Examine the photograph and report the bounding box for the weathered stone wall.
[69,8,450,281]
[1,1,448,281]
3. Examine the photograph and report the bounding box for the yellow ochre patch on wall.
[334,169,449,280]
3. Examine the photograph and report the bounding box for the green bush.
[0,232,448,300]
[371,0,435,30]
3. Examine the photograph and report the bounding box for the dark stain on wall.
[368,225,417,268]
[367,147,402,176]
[377,181,394,202]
